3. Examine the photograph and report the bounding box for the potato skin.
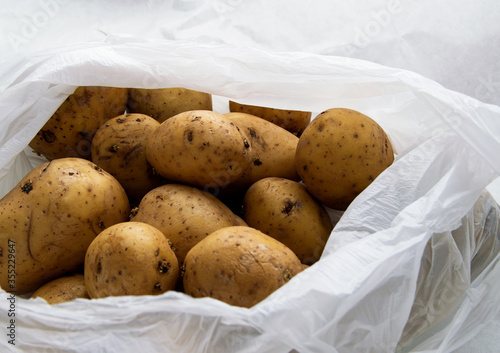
[132,184,246,264]
[84,222,179,298]
[128,88,213,123]
[295,108,394,210]
[146,110,252,193]
[225,112,300,191]
[229,101,311,136]
[91,113,166,204]
[0,158,130,294]
[183,226,303,308]
[29,86,129,161]
[243,177,333,265]
[31,274,89,304]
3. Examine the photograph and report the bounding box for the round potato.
[295,108,394,210]
[183,226,303,308]
[128,87,213,123]
[229,100,311,136]
[84,222,179,298]
[146,110,252,193]
[31,274,89,304]
[29,86,129,160]
[243,177,333,265]
[91,113,166,204]
[131,184,246,264]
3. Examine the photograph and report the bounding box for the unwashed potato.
[229,101,311,136]
[128,87,213,123]
[31,274,89,304]
[146,110,252,193]
[29,86,129,161]
[0,158,130,294]
[224,112,300,192]
[91,113,166,205]
[243,177,333,265]
[131,184,247,264]
[183,226,303,308]
[84,222,179,298]
[295,108,394,210]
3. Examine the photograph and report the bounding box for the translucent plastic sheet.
[0,37,500,353]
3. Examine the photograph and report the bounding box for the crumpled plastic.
[0,37,499,353]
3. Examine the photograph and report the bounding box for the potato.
[295,108,394,210]
[243,177,333,265]
[0,157,130,294]
[84,221,179,298]
[229,100,311,136]
[131,184,247,264]
[146,110,252,193]
[183,226,303,308]
[29,86,129,160]
[224,112,300,192]
[31,274,89,304]
[91,113,166,205]
[128,87,213,123]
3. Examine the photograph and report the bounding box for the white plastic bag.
[1,37,500,353]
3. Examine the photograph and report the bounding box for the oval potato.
[31,274,89,304]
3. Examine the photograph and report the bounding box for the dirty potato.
[183,226,303,308]
[295,108,394,210]
[128,87,213,123]
[91,113,166,204]
[29,86,129,160]
[84,222,179,298]
[31,274,89,304]
[0,158,130,294]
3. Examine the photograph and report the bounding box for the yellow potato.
[0,158,130,294]
[31,274,89,304]
[128,87,213,123]
[295,108,394,210]
[243,177,333,265]
[131,184,246,264]
[29,86,129,160]
[84,222,179,298]
[91,113,166,204]
[183,226,303,308]
[229,100,311,136]
[146,110,252,193]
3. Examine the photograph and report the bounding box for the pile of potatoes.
[0,86,394,308]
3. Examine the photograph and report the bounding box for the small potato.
[243,177,333,265]
[0,157,130,294]
[146,110,252,192]
[31,274,89,304]
[229,101,311,136]
[128,87,213,123]
[29,86,129,160]
[183,226,303,308]
[225,112,300,192]
[84,222,179,298]
[132,184,246,264]
[295,108,394,210]
[91,113,166,204]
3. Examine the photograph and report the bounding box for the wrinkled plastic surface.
[0,38,500,353]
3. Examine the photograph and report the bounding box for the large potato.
[295,108,394,210]
[243,177,333,265]
[31,273,89,304]
[91,113,166,204]
[0,158,130,294]
[229,100,311,136]
[84,222,179,298]
[146,110,252,193]
[128,87,213,123]
[29,86,129,160]
[224,112,300,192]
[183,226,303,308]
[131,184,246,264]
